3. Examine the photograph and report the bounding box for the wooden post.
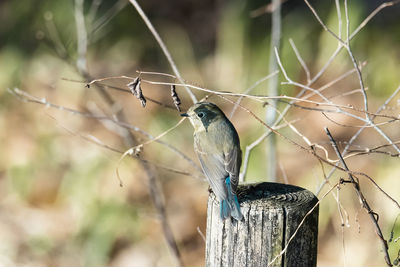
[205,182,319,267]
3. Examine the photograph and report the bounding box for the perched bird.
[181,102,243,221]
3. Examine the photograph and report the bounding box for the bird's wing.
[195,139,228,200]
[224,145,242,195]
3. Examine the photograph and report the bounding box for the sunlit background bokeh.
[1,0,400,266]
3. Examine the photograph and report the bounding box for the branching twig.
[48,115,200,179]
[303,0,345,45]
[15,1,400,265]
[276,47,400,154]
[289,38,310,83]
[325,127,392,266]
[221,95,400,210]
[128,0,197,104]
[75,5,186,266]
[8,88,201,173]
[229,71,279,119]
[344,0,369,120]
[316,84,400,195]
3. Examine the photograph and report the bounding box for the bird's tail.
[220,177,243,221]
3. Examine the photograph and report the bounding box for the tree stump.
[205,182,319,267]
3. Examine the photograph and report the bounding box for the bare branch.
[74,0,88,74]
[316,84,400,195]
[325,127,392,266]
[350,0,400,40]
[128,0,197,103]
[303,0,345,45]
[219,95,400,210]
[289,38,311,83]
[51,117,199,179]
[229,70,279,118]
[8,87,202,174]
[344,0,369,118]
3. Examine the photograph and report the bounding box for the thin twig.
[49,115,200,178]
[276,47,400,153]
[303,0,345,45]
[349,1,400,40]
[64,78,179,110]
[239,118,298,182]
[84,74,399,120]
[338,186,348,267]
[128,0,197,104]
[220,95,400,209]
[307,0,400,85]
[302,0,400,156]
[289,38,310,83]
[304,61,367,101]
[316,84,400,195]
[267,182,340,266]
[277,99,400,122]
[389,214,400,242]
[229,71,279,119]
[8,88,201,172]
[197,226,206,243]
[344,0,370,120]
[73,6,186,266]
[325,127,392,266]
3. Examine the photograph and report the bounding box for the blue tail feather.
[219,176,243,221]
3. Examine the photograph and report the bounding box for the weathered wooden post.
[206,182,319,267]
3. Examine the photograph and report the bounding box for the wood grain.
[206,182,319,267]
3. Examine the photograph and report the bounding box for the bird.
[181,102,243,221]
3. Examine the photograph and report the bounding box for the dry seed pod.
[170,85,181,112]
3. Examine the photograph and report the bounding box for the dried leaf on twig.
[170,85,181,112]
[127,77,147,107]
[127,77,140,97]
[133,144,143,156]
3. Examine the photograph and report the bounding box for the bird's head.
[181,102,225,132]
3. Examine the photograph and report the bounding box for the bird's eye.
[197,112,205,118]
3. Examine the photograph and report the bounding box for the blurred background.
[1,0,400,266]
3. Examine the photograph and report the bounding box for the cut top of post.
[206,182,319,267]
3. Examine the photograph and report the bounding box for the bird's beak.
[180,113,189,117]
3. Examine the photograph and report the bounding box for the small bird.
[181,102,243,221]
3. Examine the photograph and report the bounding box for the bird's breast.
[195,126,226,153]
